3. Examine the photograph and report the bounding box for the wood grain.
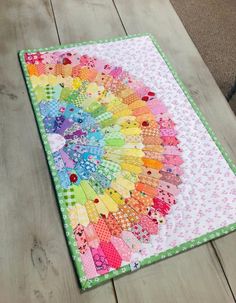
[212,234,236,295]
[114,245,234,303]
[0,0,115,302]
[51,0,125,43]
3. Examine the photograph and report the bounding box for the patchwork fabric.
[19,34,236,291]
[63,187,76,206]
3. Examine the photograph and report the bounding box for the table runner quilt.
[19,34,236,290]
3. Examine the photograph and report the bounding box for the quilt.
[19,34,236,290]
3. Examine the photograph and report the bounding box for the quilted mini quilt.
[19,34,236,290]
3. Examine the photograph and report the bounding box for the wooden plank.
[112,0,236,301]
[114,245,234,303]
[0,0,116,302]
[212,234,236,295]
[51,0,125,43]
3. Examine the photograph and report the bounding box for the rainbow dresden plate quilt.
[19,34,236,290]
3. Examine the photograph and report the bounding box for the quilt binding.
[18,33,236,291]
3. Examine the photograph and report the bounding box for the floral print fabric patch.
[19,34,236,290]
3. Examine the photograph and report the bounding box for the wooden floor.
[0,0,236,302]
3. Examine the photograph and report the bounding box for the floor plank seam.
[112,279,119,303]
[49,0,61,44]
[112,0,128,35]
[211,241,236,302]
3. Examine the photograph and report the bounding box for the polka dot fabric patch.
[19,34,236,290]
